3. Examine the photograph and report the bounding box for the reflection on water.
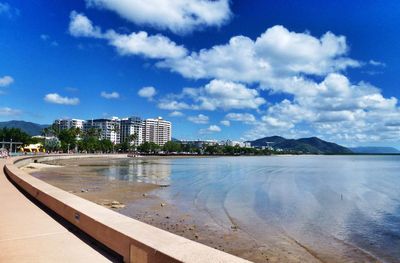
[99,159,171,185]
[98,156,400,262]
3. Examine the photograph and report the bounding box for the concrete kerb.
[4,155,250,263]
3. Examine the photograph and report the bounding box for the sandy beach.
[23,157,382,263]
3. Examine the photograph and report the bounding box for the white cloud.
[158,100,190,110]
[138,86,156,99]
[169,111,184,117]
[69,11,187,59]
[242,73,400,143]
[369,59,386,67]
[40,34,59,47]
[225,113,256,124]
[40,34,50,41]
[158,79,265,111]
[44,93,80,105]
[0,2,10,14]
[0,2,19,18]
[101,91,119,99]
[0,75,14,87]
[106,30,187,59]
[85,0,232,34]
[200,125,221,134]
[188,114,209,124]
[0,107,21,116]
[69,11,102,38]
[159,25,360,84]
[220,120,230,126]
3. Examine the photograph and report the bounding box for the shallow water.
[48,156,400,262]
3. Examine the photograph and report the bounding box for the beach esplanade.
[0,155,249,263]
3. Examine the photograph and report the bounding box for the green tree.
[99,139,113,153]
[0,127,32,144]
[163,141,181,153]
[137,142,160,154]
[58,128,79,152]
[44,137,61,152]
[128,133,138,153]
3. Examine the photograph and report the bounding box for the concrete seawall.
[4,155,250,263]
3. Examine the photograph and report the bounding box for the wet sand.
[23,157,382,263]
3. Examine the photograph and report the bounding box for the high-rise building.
[143,117,172,146]
[120,116,143,146]
[84,117,120,144]
[53,119,85,132]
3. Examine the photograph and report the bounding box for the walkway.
[0,158,113,263]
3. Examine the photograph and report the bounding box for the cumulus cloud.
[85,0,232,34]
[220,120,230,126]
[200,125,221,134]
[44,93,80,105]
[101,91,119,99]
[225,113,256,124]
[69,11,187,59]
[0,107,21,116]
[159,25,360,85]
[0,75,14,87]
[158,100,190,110]
[369,59,386,67]
[106,30,187,59]
[243,73,400,143]
[138,86,157,99]
[187,114,209,124]
[69,11,102,38]
[158,79,265,111]
[169,111,184,117]
[66,13,400,143]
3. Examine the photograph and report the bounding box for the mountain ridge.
[249,136,353,154]
[0,120,49,136]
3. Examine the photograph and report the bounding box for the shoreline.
[23,156,382,263]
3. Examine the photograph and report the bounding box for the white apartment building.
[221,140,251,148]
[84,117,120,144]
[143,117,171,146]
[54,119,85,131]
[120,116,143,146]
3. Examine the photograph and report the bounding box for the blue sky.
[1,0,400,146]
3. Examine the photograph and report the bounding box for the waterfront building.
[84,117,121,144]
[120,116,143,146]
[221,140,248,147]
[180,140,218,149]
[143,117,171,146]
[53,119,85,131]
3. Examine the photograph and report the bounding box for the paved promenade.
[0,158,113,263]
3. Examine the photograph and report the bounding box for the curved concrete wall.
[4,155,249,263]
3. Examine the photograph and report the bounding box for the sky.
[1,0,400,146]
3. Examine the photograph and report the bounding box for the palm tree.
[42,127,49,137]
[128,132,138,154]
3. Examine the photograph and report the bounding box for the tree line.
[1,126,283,155]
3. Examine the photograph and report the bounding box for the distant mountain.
[249,136,286,147]
[249,136,353,154]
[349,146,400,154]
[0,120,49,136]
